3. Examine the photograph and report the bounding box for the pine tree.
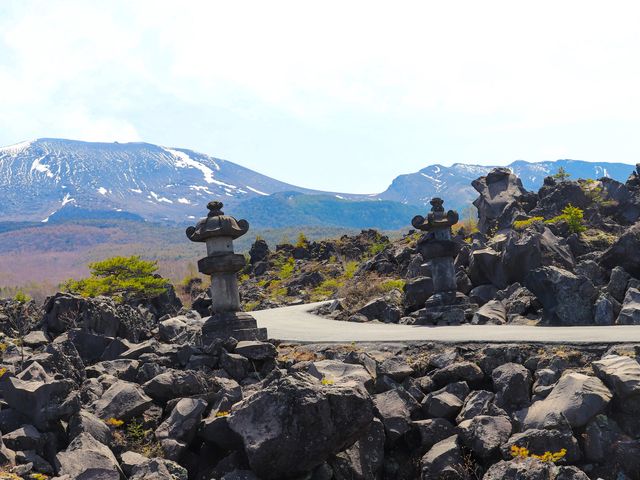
[64,255,168,302]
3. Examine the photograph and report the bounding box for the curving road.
[252,301,640,344]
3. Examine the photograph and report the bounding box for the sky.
[1,1,639,193]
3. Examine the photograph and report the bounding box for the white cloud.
[0,0,639,191]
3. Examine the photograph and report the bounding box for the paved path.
[253,302,640,344]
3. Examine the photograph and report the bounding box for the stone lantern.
[411,198,472,325]
[186,201,267,343]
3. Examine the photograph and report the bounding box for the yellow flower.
[510,445,567,463]
[105,417,124,428]
[321,377,334,386]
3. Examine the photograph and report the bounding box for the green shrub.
[343,261,359,279]
[277,257,295,280]
[513,217,544,230]
[552,166,570,181]
[311,278,343,301]
[13,291,31,303]
[296,232,308,248]
[545,204,586,234]
[381,279,406,292]
[63,255,168,302]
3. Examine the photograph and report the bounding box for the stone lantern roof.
[186,201,249,242]
[411,197,459,232]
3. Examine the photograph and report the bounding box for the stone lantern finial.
[186,200,267,344]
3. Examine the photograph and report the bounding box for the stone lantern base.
[202,312,268,344]
[414,291,477,326]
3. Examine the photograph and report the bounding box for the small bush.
[276,257,295,280]
[64,255,168,302]
[244,300,260,311]
[513,217,544,230]
[296,232,308,248]
[380,279,406,292]
[552,166,570,181]
[311,278,343,301]
[13,291,31,303]
[545,204,586,234]
[343,261,359,279]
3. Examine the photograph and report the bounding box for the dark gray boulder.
[472,300,506,325]
[459,415,512,459]
[329,417,385,480]
[306,359,374,391]
[2,424,44,453]
[234,341,277,361]
[422,382,469,420]
[356,297,402,323]
[91,380,153,421]
[607,266,630,302]
[492,363,532,412]
[249,239,270,264]
[155,397,207,460]
[501,428,581,463]
[519,372,612,429]
[55,432,121,479]
[143,369,210,403]
[419,434,462,480]
[220,351,251,381]
[403,276,434,312]
[468,248,507,289]
[593,293,616,325]
[68,409,113,445]
[227,373,373,479]
[502,226,574,285]
[601,222,640,277]
[482,458,556,480]
[1,374,80,429]
[592,354,640,400]
[373,388,420,443]
[616,288,640,324]
[469,284,498,306]
[456,390,505,423]
[408,418,458,455]
[200,412,243,451]
[583,414,627,463]
[525,266,596,324]
[431,362,484,388]
[472,167,533,234]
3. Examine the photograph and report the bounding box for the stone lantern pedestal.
[186,201,267,344]
[412,198,474,325]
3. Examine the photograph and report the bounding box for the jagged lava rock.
[519,372,612,429]
[227,373,373,479]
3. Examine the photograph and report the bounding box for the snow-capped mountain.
[378,159,637,209]
[0,138,361,223]
[0,138,636,225]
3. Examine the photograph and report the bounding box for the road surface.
[253,302,640,344]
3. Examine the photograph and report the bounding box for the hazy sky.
[1,1,639,193]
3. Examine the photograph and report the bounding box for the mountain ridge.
[0,138,637,227]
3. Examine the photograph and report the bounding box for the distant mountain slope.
[1,138,636,225]
[0,138,363,223]
[234,192,418,229]
[378,159,637,209]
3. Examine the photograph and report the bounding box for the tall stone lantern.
[186,201,267,343]
[411,198,472,325]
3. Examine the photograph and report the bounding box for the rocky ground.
[1,165,640,479]
[233,164,640,328]
[1,292,640,479]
